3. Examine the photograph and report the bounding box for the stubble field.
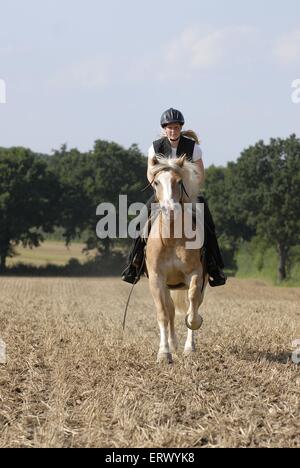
[0,276,299,448]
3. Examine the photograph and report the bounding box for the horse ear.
[177,154,187,167]
[150,155,158,166]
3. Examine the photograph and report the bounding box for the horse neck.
[158,213,178,246]
[158,206,189,244]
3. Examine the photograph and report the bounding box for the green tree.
[48,145,94,242]
[49,141,148,257]
[232,135,300,281]
[204,164,253,270]
[0,147,61,271]
[87,140,148,256]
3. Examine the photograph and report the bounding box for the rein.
[122,255,146,331]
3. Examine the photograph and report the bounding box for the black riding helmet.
[160,108,185,128]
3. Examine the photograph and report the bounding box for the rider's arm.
[147,145,156,184]
[193,145,205,187]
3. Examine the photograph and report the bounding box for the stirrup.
[208,269,227,287]
[121,266,140,285]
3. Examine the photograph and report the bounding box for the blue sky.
[0,0,299,166]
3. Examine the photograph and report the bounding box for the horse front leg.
[148,273,174,364]
[185,274,203,332]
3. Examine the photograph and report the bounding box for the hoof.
[185,314,203,331]
[157,352,173,364]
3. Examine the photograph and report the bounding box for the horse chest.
[162,249,187,273]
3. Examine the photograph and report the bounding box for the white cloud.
[49,57,110,89]
[273,30,300,65]
[166,26,258,69]
[163,28,226,70]
[48,25,264,88]
[129,25,259,82]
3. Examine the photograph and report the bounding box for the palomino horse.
[145,155,208,364]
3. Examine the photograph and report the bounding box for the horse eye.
[154,181,159,187]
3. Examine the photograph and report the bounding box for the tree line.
[0,135,299,282]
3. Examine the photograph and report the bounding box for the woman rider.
[121,108,226,287]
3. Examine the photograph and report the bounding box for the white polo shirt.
[148,142,202,162]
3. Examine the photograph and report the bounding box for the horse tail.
[181,130,200,144]
[170,290,189,315]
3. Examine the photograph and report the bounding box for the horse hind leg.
[168,303,178,354]
[184,328,196,356]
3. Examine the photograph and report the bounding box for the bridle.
[142,170,190,203]
[179,179,190,201]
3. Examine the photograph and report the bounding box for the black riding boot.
[121,194,155,284]
[121,236,146,284]
[200,196,226,287]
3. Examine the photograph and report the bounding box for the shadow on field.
[1,253,126,277]
[230,346,292,365]
[257,351,292,364]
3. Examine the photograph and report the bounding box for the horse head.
[149,154,200,220]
